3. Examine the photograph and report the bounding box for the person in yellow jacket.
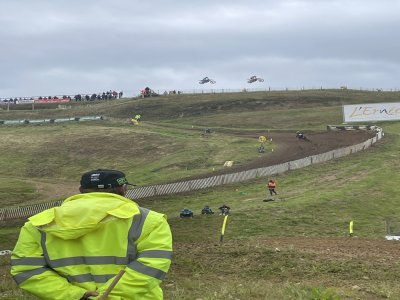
[11,169,173,300]
[130,114,141,125]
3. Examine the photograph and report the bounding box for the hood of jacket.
[28,192,140,240]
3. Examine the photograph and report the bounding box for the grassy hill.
[1,89,400,299]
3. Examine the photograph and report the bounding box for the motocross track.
[181,129,398,279]
[194,129,378,178]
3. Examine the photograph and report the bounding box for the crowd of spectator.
[74,90,123,101]
[0,97,33,104]
[0,90,123,105]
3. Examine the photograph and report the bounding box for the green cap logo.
[116,177,128,185]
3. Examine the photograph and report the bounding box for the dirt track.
[200,129,377,177]
[185,129,393,259]
[232,130,399,267]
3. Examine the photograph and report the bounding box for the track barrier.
[0,116,104,126]
[0,127,383,221]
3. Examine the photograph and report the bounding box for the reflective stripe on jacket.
[11,192,173,300]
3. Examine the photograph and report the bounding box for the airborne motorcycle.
[247,75,264,83]
[199,77,216,84]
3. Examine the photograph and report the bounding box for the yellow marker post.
[349,220,354,237]
[220,215,229,243]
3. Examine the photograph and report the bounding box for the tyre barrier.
[327,124,377,131]
[0,250,12,256]
[0,116,104,126]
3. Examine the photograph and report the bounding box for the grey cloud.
[1,0,400,98]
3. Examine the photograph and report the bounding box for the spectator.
[11,169,173,300]
[180,208,194,218]
[201,205,214,215]
[267,179,278,197]
[218,204,230,216]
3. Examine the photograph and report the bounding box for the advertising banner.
[34,98,71,104]
[343,102,400,122]
[16,99,34,104]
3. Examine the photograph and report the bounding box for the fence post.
[187,181,192,192]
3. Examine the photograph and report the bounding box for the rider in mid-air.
[199,77,216,84]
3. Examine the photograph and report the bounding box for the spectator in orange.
[267,179,277,196]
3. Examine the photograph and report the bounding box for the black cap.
[80,169,134,189]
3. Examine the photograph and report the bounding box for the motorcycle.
[199,77,216,84]
[296,131,310,142]
[247,76,264,83]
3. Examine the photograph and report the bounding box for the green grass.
[171,106,342,131]
[153,129,399,240]
[0,122,262,191]
[1,89,400,299]
[0,179,38,206]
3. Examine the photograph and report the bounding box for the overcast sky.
[1,0,399,98]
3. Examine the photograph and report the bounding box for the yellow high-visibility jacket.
[11,192,173,300]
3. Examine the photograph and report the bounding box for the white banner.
[343,102,400,122]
